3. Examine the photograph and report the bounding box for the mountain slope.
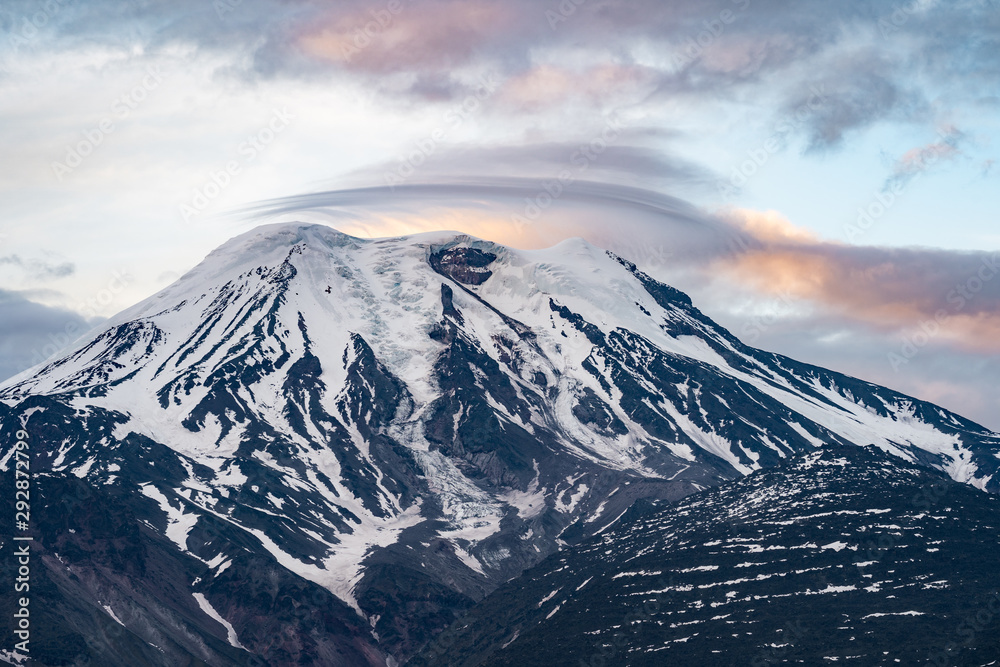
[1,223,998,664]
[411,444,1000,666]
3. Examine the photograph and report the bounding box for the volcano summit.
[1,223,998,665]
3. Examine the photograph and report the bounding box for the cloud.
[0,289,96,383]
[0,254,75,281]
[716,208,1000,353]
[778,51,929,152]
[7,0,998,144]
[238,177,719,221]
[233,178,738,257]
[297,1,517,75]
[722,208,819,244]
[343,140,718,193]
[723,307,1000,431]
[882,124,964,191]
[496,64,659,111]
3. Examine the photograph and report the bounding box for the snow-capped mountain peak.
[2,222,997,664]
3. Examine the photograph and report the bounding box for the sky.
[1,0,998,428]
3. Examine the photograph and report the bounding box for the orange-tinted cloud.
[497,64,658,111]
[716,208,1000,352]
[723,208,819,244]
[298,1,513,73]
[329,208,562,249]
[882,124,963,190]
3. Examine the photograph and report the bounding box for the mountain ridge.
[410,443,1000,666]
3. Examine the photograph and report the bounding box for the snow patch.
[192,593,246,650]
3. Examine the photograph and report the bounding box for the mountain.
[1,223,998,665]
[409,444,1000,666]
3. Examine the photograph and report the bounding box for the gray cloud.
[0,289,96,383]
[343,140,718,193]
[0,254,76,281]
[795,65,924,151]
[233,178,743,264]
[4,0,997,151]
[237,179,720,224]
[718,309,1000,431]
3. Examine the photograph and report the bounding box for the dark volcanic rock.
[430,247,497,285]
[411,445,1000,666]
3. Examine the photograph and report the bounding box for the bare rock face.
[411,445,1000,666]
[429,247,497,285]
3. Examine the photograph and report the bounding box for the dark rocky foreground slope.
[411,445,1000,666]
